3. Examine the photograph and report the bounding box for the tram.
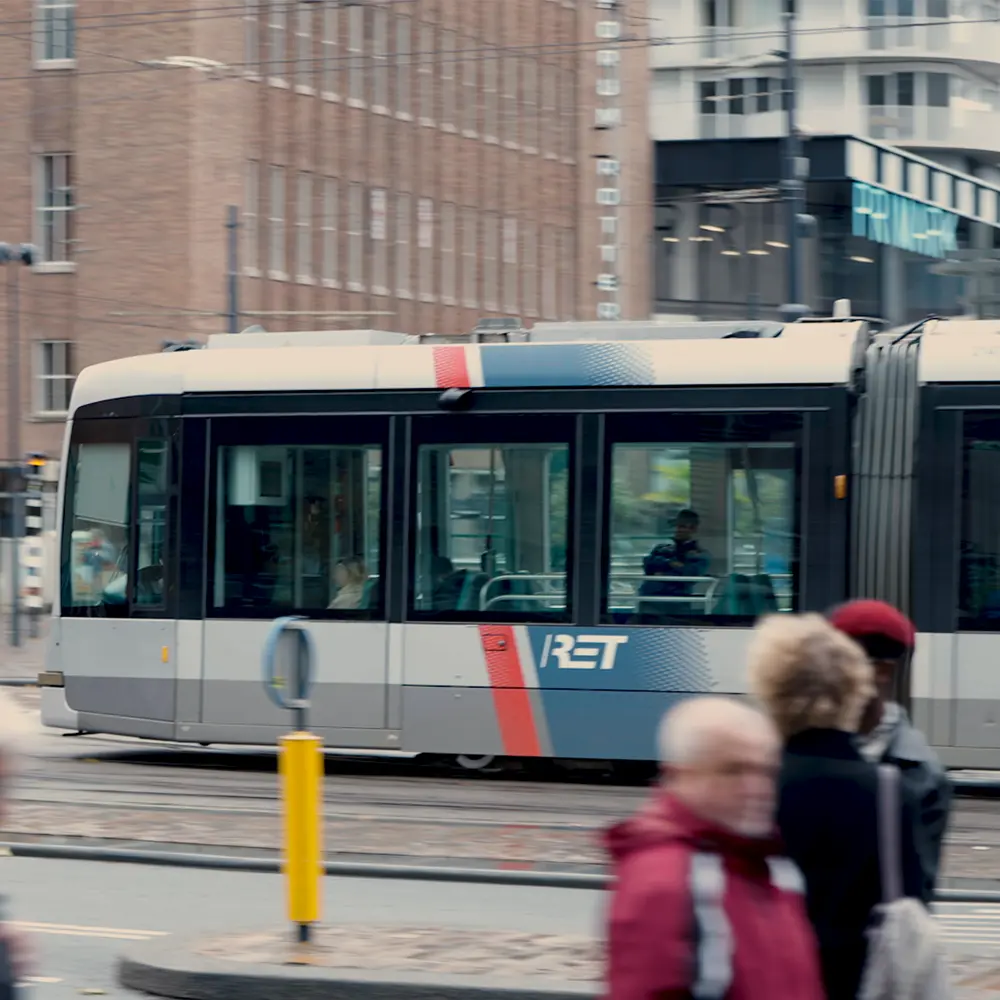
[37,314,1000,769]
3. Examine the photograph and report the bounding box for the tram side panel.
[399,623,755,760]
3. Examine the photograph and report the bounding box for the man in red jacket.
[604,697,824,1000]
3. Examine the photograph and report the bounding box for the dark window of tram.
[960,417,1000,625]
[212,444,383,616]
[603,422,799,624]
[135,440,168,607]
[413,444,570,619]
[63,441,131,612]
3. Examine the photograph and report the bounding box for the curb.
[0,841,607,889]
[0,841,997,903]
[118,935,597,1000]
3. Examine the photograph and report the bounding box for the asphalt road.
[5,856,600,999]
[0,857,999,1000]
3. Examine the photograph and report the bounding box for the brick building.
[0,0,651,462]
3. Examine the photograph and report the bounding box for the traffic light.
[24,454,46,485]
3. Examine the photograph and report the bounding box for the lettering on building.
[851,181,960,259]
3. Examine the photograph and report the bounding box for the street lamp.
[0,243,38,647]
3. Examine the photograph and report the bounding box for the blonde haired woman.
[328,556,367,610]
[749,613,926,1000]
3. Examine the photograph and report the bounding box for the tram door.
[200,418,391,740]
[400,414,574,756]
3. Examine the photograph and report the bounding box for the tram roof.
[68,321,868,415]
[919,319,1000,384]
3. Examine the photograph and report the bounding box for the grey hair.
[657,696,778,767]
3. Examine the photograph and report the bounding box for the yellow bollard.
[279,731,323,940]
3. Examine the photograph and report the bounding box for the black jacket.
[777,728,926,1000]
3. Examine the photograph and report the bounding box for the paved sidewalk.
[119,922,1000,1000]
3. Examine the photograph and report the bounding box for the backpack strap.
[876,763,904,903]
[690,852,733,1000]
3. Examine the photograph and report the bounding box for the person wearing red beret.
[828,599,953,900]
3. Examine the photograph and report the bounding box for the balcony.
[866,102,1000,156]
[801,17,1000,67]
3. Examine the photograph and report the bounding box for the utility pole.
[779,7,811,321]
[226,205,240,334]
[1,243,36,647]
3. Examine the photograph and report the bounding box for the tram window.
[604,442,797,623]
[960,416,1000,626]
[135,439,168,608]
[63,441,131,611]
[413,444,570,620]
[211,444,382,616]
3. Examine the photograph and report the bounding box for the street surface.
[0,858,997,999]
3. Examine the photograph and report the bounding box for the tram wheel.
[454,754,498,771]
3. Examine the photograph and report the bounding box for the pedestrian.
[748,613,927,1000]
[604,696,824,1000]
[828,599,953,900]
[0,746,30,997]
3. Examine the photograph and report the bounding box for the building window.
[296,173,312,281]
[441,30,457,128]
[295,4,313,89]
[483,213,499,310]
[37,153,74,264]
[483,51,499,140]
[372,7,389,108]
[244,0,260,75]
[418,198,434,300]
[522,58,537,150]
[440,203,456,303]
[268,166,286,277]
[244,160,259,273]
[371,188,388,292]
[542,225,557,319]
[396,193,412,297]
[522,221,537,317]
[322,178,338,285]
[557,68,574,159]
[37,0,74,62]
[462,40,477,133]
[321,4,338,95]
[34,339,73,414]
[347,5,364,102]
[347,183,364,288]
[503,56,518,145]
[502,218,518,312]
[729,77,745,115]
[755,77,772,112]
[268,1,286,83]
[462,209,478,307]
[418,25,434,120]
[558,229,574,319]
[699,80,718,114]
[541,64,557,154]
[396,16,411,115]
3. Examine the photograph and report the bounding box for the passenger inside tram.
[327,556,368,610]
[637,508,712,618]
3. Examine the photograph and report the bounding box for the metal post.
[7,266,20,648]
[226,205,240,334]
[780,8,808,319]
[263,618,321,947]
